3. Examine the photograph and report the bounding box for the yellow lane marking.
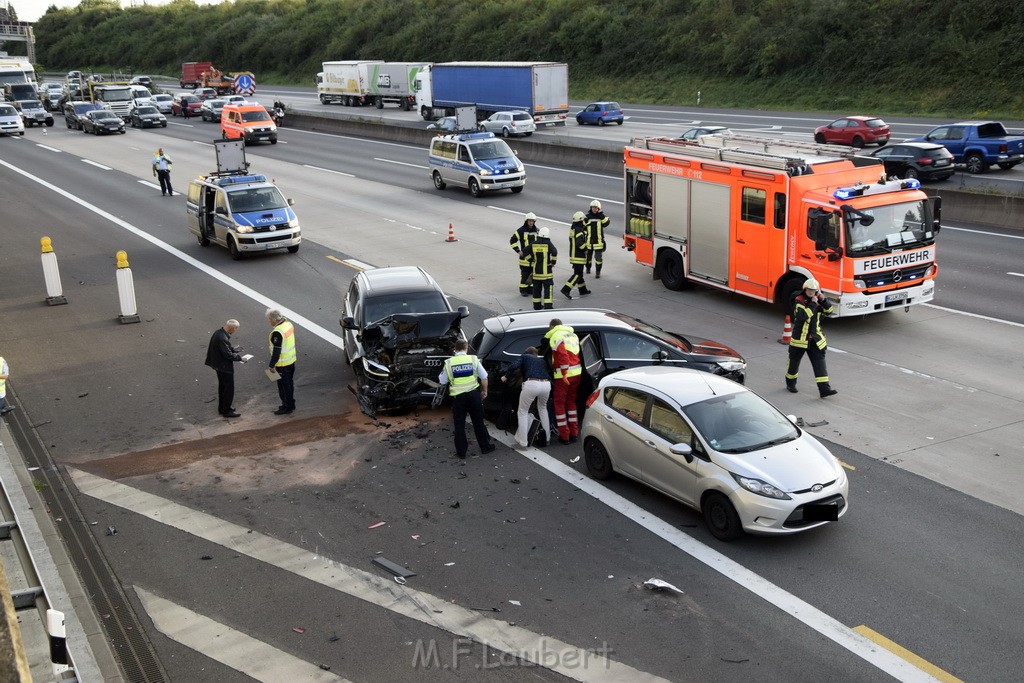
[853,625,962,683]
[839,459,856,471]
[326,255,370,271]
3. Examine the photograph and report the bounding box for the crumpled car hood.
[361,311,463,350]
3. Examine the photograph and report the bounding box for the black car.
[129,105,167,128]
[340,266,469,418]
[868,142,955,181]
[199,99,227,122]
[63,101,102,130]
[82,109,126,135]
[129,75,153,89]
[469,308,747,418]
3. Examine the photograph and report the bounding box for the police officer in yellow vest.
[0,355,13,416]
[786,279,838,398]
[439,340,495,459]
[267,308,297,414]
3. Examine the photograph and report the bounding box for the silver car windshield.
[683,391,798,453]
[227,186,287,213]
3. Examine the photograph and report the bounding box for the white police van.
[186,140,300,259]
[428,132,525,197]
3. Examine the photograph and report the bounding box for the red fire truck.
[622,134,941,316]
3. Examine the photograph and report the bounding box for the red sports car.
[814,116,890,148]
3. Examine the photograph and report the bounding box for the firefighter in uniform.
[545,320,582,444]
[510,212,539,297]
[561,211,592,299]
[786,279,838,398]
[527,227,558,310]
[583,199,609,277]
[439,340,495,459]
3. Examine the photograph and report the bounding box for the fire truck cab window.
[741,188,767,224]
[774,193,786,229]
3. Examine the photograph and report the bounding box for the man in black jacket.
[205,319,246,417]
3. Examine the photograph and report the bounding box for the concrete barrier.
[288,113,1022,230]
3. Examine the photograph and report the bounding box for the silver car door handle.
[644,440,658,448]
[603,414,615,422]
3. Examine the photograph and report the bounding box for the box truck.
[414,62,569,127]
[316,60,383,106]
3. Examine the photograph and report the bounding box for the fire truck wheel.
[657,250,690,291]
[779,279,804,312]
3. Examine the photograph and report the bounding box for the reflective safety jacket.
[584,209,609,251]
[568,220,590,264]
[510,222,538,267]
[526,237,558,281]
[270,320,297,366]
[0,356,7,398]
[790,295,833,350]
[545,325,581,379]
[444,353,481,395]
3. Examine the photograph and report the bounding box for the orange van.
[220,103,278,145]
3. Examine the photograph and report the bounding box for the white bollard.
[46,608,71,676]
[115,250,140,324]
[40,236,68,305]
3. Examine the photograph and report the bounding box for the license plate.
[935,159,950,166]
[885,292,906,303]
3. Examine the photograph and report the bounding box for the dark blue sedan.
[576,101,624,126]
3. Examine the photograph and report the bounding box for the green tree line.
[30,0,1024,117]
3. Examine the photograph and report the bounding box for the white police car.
[428,132,525,197]
[186,172,300,260]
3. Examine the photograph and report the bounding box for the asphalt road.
[1,116,1022,682]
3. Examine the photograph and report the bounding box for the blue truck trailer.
[415,62,569,127]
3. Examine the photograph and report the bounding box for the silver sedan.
[580,366,848,541]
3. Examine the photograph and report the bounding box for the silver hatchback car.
[477,110,536,138]
[580,366,848,541]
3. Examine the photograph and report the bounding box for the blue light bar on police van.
[456,132,494,141]
[834,177,921,201]
[212,174,268,186]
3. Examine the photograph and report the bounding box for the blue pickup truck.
[906,121,1024,174]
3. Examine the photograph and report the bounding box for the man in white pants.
[501,347,552,448]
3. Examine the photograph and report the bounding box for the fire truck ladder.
[631,134,861,174]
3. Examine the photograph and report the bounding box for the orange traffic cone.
[446,223,458,243]
[778,315,792,345]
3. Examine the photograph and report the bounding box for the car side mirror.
[669,443,694,463]
[653,350,669,362]
[457,306,470,318]
[287,198,294,206]
[340,316,356,330]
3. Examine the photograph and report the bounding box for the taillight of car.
[999,144,1009,153]
[584,390,601,408]
[917,157,934,165]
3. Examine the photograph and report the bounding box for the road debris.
[367,521,386,529]
[372,557,417,578]
[292,627,305,634]
[105,526,117,536]
[508,600,521,606]
[643,578,684,594]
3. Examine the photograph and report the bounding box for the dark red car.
[814,116,890,148]
[171,94,202,117]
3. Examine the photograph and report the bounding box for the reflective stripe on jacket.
[546,325,581,378]
[584,210,608,251]
[790,296,833,350]
[510,223,538,267]
[527,238,557,281]
[444,353,480,395]
[270,321,297,366]
[568,221,589,264]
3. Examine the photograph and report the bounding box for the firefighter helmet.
[803,278,820,291]
[538,227,550,238]
[525,212,537,221]
[573,211,586,221]
[590,200,602,209]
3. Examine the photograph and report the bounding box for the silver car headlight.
[235,225,253,234]
[732,473,792,500]
[717,360,746,372]
[479,169,492,176]
[363,357,391,379]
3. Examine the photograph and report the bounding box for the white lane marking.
[488,205,570,226]
[81,159,111,170]
[136,180,177,195]
[136,587,348,682]
[36,144,62,153]
[942,224,1024,239]
[528,162,618,180]
[70,470,668,683]
[288,127,419,150]
[192,140,214,147]
[922,303,1024,328]
[577,194,623,205]
[487,439,941,683]
[1009,272,1024,278]
[1,159,345,349]
[303,164,355,177]
[374,157,426,169]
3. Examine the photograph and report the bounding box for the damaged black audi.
[341,266,469,418]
